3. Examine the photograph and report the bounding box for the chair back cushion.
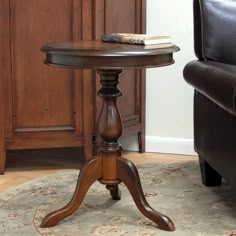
[194,0,236,65]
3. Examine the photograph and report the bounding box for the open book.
[101,33,171,46]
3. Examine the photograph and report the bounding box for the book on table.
[101,33,172,46]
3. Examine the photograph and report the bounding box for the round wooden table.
[40,40,180,231]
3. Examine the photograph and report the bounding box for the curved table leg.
[41,157,102,228]
[40,68,175,232]
[106,185,121,200]
[117,157,175,231]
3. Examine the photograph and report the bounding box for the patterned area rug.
[0,160,236,236]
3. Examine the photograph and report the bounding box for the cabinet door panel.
[10,0,78,131]
[106,0,139,123]
[105,0,136,33]
[118,70,140,124]
[95,0,144,129]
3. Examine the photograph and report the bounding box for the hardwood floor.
[0,147,196,192]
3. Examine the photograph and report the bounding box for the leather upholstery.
[194,0,236,64]
[183,0,236,187]
[193,91,236,186]
[184,61,236,116]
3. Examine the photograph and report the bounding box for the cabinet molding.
[0,0,146,174]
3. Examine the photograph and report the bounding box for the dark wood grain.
[40,43,179,230]
[0,0,146,174]
[106,184,121,200]
[41,156,102,227]
[94,1,146,153]
[42,40,179,56]
[117,156,175,231]
[41,41,179,69]
[0,0,10,174]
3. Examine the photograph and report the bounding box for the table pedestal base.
[40,69,175,232]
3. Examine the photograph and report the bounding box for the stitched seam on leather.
[199,0,206,61]
[233,88,236,111]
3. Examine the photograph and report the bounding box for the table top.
[41,40,180,69]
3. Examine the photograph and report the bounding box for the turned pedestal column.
[40,40,180,231]
[41,69,175,231]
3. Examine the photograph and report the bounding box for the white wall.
[121,0,196,155]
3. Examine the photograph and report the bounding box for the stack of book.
[101,33,173,48]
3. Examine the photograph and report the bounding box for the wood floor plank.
[0,148,196,192]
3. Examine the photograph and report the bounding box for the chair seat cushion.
[184,60,236,116]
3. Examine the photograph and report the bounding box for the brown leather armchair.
[183,0,236,187]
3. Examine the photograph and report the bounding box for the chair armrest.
[183,60,236,116]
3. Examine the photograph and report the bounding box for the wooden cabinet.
[0,0,146,174]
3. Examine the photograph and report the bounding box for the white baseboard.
[120,135,197,155]
[146,136,196,155]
